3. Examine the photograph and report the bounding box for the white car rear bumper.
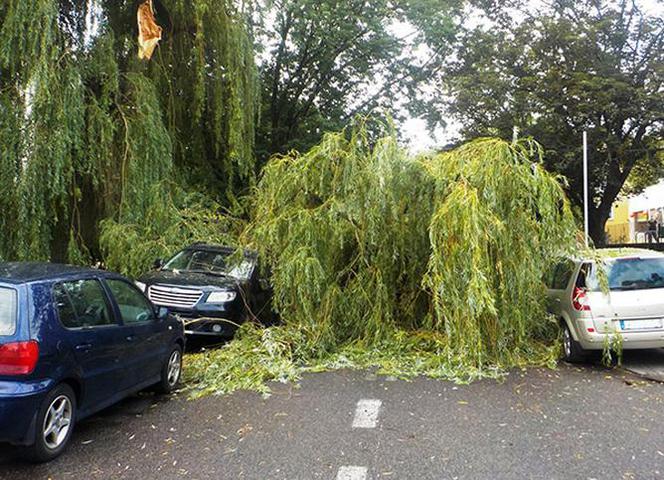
[577,327,664,350]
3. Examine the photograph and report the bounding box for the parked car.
[0,262,185,462]
[136,244,274,339]
[547,249,664,362]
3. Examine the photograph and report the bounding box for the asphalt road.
[1,354,663,479]
[622,348,664,382]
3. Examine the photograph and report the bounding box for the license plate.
[619,319,663,330]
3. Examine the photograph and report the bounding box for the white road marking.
[336,465,368,480]
[352,399,382,429]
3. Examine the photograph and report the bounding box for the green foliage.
[138,0,260,196]
[186,323,561,398]
[602,330,624,367]
[250,121,433,353]
[622,142,664,196]
[117,73,173,219]
[434,0,663,244]
[255,0,463,161]
[0,0,59,78]
[0,0,258,265]
[100,184,245,278]
[186,121,578,396]
[0,0,86,260]
[185,323,307,397]
[422,139,577,363]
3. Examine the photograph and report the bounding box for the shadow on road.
[573,347,664,382]
[184,336,231,353]
[0,340,226,465]
[619,348,664,382]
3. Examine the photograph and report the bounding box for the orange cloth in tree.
[137,0,162,60]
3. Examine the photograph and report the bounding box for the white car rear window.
[588,258,664,291]
[0,287,17,336]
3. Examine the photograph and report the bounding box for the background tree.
[254,0,462,161]
[431,0,663,244]
[621,140,664,195]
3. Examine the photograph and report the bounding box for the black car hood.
[139,270,244,290]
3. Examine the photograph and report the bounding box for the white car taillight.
[572,286,591,312]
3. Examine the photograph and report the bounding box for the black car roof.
[0,262,111,284]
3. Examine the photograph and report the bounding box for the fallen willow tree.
[185,122,578,396]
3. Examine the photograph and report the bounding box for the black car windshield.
[0,287,17,336]
[162,249,254,280]
[586,257,664,291]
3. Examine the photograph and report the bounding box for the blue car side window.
[106,279,155,325]
[53,280,114,329]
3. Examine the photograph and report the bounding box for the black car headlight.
[206,291,237,303]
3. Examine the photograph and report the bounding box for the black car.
[136,244,273,338]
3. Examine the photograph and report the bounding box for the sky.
[401,116,454,154]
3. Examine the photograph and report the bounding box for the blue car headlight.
[206,291,237,303]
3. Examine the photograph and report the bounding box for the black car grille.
[148,285,203,308]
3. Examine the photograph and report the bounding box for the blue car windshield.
[0,287,17,336]
[587,257,664,291]
[163,249,254,280]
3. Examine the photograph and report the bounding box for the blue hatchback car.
[0,263,185,462]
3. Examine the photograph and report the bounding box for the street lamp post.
[583,131,589,248]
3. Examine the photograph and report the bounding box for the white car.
[547,249,664,362]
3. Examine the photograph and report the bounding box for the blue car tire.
[24,383,77,463]
[156,345,182,394]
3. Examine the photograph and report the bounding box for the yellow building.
[605,200,630,243]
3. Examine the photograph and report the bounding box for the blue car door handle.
[75,343,93,352]
[126,335,136,342]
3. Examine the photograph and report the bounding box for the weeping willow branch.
[0,0,259,264]
[186,120,579,397]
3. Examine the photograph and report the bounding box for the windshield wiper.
[621,284,664,291]
[613,281,664,291]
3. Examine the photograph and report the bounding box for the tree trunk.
[587,148,639,248]
[588,204,612,247]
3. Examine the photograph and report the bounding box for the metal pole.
[583,131,589,247]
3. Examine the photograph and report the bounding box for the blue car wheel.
[156,345,182,394]
[25,383,77,463]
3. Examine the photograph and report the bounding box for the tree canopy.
[254,0,462,161]
[0,0,258,263]
[2,0,639,393]
[434,0,664,244]
[3,0,661,266]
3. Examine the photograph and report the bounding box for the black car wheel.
[562,323,586,363]
[156,345,182,394]
[24,383,76,463]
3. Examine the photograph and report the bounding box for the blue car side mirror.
[157,306,169,321]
